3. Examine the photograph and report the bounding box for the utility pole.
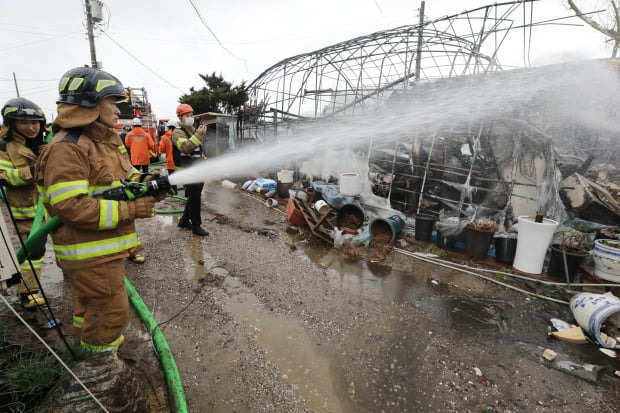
[12,72,20,97]
[414,0,425,81]
[84,0,98,68]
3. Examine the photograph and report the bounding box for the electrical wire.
[186,0,251,78]
[0,294,109,413]
[100,31,185,94]
[152,288,202,331]
[395,247,570,305]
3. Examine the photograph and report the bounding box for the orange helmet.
[176,103,194,116]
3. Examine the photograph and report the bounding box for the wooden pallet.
[290,197,334,245]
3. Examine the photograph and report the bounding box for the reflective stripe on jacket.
[35,121,141,270]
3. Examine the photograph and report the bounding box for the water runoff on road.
[168,60,620,187]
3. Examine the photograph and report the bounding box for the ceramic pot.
[570,292,620,348]
[592,239,620,283]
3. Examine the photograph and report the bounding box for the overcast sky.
[0,0,611,122]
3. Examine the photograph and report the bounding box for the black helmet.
[2,97,46,125]
[57,66,127,107]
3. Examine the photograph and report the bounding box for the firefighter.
[159,121,176,176]
[124,117,154,173]
[0,97,48,308]
[172,103,209,236]
[35,66,162,352]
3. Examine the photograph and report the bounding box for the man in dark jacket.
[171,103,209,236]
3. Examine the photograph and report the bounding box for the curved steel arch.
[243,1,543,135]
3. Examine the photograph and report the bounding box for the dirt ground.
[2,183,620,412]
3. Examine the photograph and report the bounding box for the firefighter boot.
[20,292,46,309]
[128,253,146,264]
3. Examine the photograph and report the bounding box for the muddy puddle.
[300,243,618,372]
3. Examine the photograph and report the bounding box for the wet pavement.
[4,189,619,412]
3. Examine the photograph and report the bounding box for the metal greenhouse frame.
[241,0,572,139]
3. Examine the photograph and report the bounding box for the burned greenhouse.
[236,1,620,229]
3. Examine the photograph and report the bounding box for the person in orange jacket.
[124,117,154,173]
[159,121,176,175]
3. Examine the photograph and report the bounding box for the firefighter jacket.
[124,126,154,166]
[171,124,203,168]
[35,112,143,271]
[159,129,175,170]
[0,128,45,220]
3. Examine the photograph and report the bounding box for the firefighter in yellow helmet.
[35,67,162,352]
[0,97,48,308]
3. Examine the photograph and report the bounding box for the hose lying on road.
[16,217,189,413]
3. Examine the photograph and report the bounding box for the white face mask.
[183,117,195,127]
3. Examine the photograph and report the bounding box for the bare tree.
[566,0,620,57]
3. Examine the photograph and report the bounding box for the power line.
[101,31,185,94]
[186,0,250,78]
[186,0,237,58]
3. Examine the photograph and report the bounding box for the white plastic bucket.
[265,198,278,207]
[314,200,329,215]
[221,180,237,190]
[570,292,620,348]
[339,173,362,196]
[277,169,295,183]
[512,216,558,274]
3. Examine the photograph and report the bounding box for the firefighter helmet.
[131,117,142,126]
[57,67,126,108]
[2,97,46,126]
[176,103,194,117]
[166,121,176,128]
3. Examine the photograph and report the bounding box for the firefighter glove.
[128,196,156,219]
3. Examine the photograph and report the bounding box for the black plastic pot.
[414,214,436,242]
[465,228,494,258]
[494,237,517,264]
[548,245,588,282]
[435,234,456,250]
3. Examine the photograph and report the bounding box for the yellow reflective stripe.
[68,78,84,91]
[8,168,26,186]
[89,181,122,194]
[72,315,84,329]
[0,161,27,186]
[189,135,201,146]
[174,137,189,150]
[96,79,117,92]
[58,77,70,92]
[37,185,49,203]
[10,205,37,219]
[98,199,119,230]
[81,335,123,352]
[53,232,140,261]
[0,159,13,168]
[47,180,89,206]
[19,257,44,271]
[127,168,140,180]
[118,145,127,154]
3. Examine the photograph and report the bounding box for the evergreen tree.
[179,72,248,115]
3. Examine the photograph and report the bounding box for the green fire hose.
[16,214,189,413]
